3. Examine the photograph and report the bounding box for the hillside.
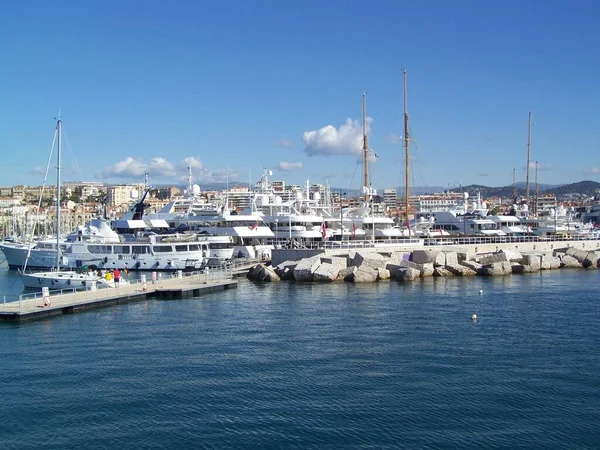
[448,180,600,199]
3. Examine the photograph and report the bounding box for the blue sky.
[2,0,599,193]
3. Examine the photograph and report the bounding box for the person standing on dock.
[113,268,120,287]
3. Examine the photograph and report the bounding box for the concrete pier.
[0,270,237,323]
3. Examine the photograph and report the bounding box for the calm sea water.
[0,260,599,449]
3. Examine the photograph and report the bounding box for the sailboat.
[20,119,115,290]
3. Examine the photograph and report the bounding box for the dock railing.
[2,263,237,314]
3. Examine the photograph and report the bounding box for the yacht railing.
[277,233,600,251]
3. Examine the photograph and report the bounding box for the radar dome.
[192,184,201,195]
[463,192,469,200]
[295,192,303,201]
[312,192,321,201]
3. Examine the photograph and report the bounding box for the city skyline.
[2,1,599,192]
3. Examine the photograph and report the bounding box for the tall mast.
[525,112,532,207]
[362,92,369,201]
[56,119,62,270]
[512,168,516,202]
[534,160,539,216]
[403,68,410,227]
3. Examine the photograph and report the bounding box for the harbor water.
[0,260,599,449]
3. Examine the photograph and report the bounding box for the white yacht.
[488,214,530,236]
[182,209,275,260]
[0,217,212,272]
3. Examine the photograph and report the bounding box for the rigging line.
[23,126,58,271]
[61,125,82,177]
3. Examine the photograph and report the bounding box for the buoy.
[471,314,477,321]
[479,290,483,295]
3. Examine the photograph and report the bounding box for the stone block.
[411,249,440,264]
[293,256,321,281]
[479,252,509,265]
[338,266,357,281]
[481,261,512,276]
[421,263,435,277]
[444,251,459,267]
[377,268,391,281]
[446,264,476,276]
[500,248,523,262]
[313,263,341,282]
[351,266,379,283]
[352,251,388,271]
[395,267,421,282]
[461,260,483,274]
[434,267,453,277]
[540,255,561,270]
[434,252,446,266]
[583,252,599,269]
[560,254,582,268]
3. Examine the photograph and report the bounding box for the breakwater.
[251,238,600,282]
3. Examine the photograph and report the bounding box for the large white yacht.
[428,193,506,236]
[0,217,212,272]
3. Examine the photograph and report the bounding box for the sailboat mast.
[512,168,516,202]
[534,160,539,216]
[525,112,532,207]
[403,68,410,227]
[362,92,369,201]
[56,119,62,270]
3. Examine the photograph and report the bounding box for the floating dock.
[0,270,238,323]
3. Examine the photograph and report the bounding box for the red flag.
[321,222,326,238]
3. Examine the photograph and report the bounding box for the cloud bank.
[97,156,239,185]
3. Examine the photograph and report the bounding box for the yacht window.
[131,245,149,255]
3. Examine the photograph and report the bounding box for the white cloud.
[97,156,239,185]
[582,166,600,175]
[272,139,293,148]
[180,156,203,170]
[277,161,303,171]
[98,157,147,180]
[148,157,176,177]
[98,156,175,181]
[303,117,372,157]
[188,167,242,185]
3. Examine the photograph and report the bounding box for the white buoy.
[471,314,477,321]
[479,290,483,295]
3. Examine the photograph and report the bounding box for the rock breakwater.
[247,246,600,283]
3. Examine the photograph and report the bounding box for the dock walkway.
[0,263,250,323]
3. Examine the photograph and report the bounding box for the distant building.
[382,189,397,208]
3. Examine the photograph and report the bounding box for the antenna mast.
[525,112,532,207]
[403,68,410,228]
[362,92,369,201]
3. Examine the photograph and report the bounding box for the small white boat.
[20,269,116,290]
